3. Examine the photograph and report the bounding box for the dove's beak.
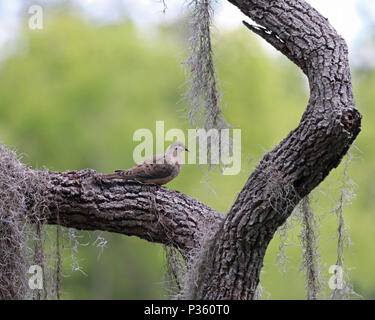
[185,147,189,152]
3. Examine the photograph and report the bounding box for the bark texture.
[44,169,223,256]
[194,0,361,299]
[1,0,361,300]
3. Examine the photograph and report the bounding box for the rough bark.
[1,0,361,300]
[43,169,223,257]
[195,0,361,299]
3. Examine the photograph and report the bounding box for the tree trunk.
[0,0,361,299]
[192,0,361,300]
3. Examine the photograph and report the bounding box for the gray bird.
[101,141,189,185]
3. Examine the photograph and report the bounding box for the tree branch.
[42,169,223,256]
[192,0,362,299]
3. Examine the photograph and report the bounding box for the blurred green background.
[0,2,374,299]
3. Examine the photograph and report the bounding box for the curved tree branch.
[192,0,361,299]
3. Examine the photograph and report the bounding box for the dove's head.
[168,141,189,158]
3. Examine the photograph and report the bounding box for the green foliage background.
[0,9,374,299]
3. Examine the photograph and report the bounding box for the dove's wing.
[115,154,175,182]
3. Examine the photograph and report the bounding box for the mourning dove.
[101,141,189,185]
